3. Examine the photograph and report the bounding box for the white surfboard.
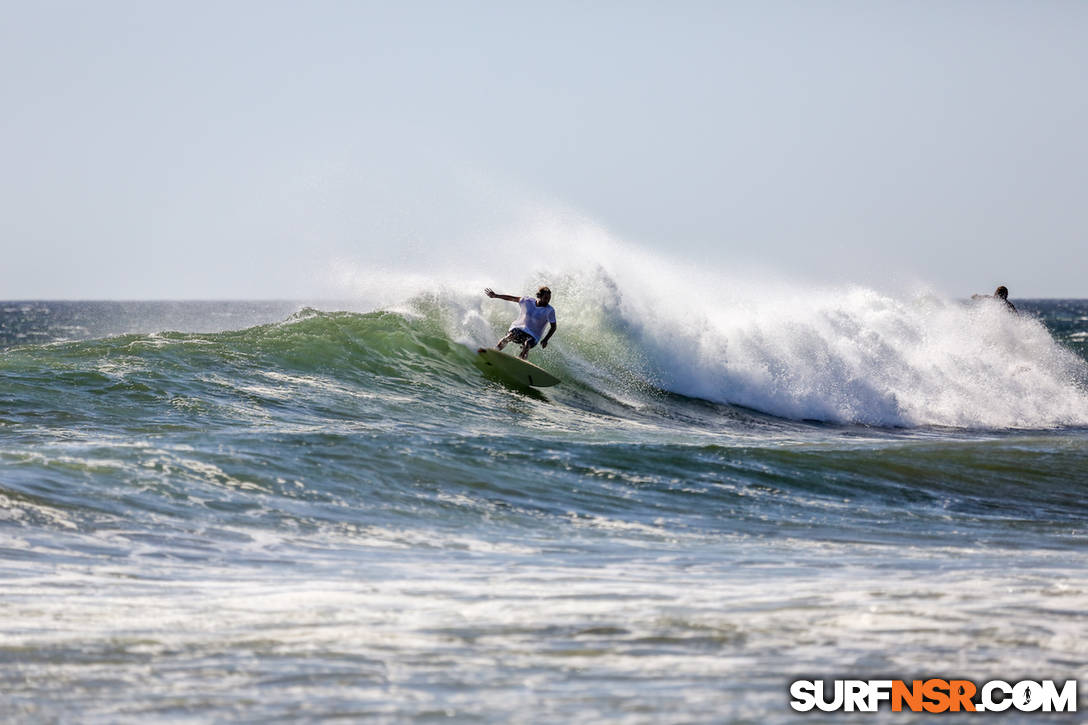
[474,347,560,388]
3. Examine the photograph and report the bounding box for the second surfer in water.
[971,285,1018,313]
[484,286,557,360]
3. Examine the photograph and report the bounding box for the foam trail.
[626,286,1088,427]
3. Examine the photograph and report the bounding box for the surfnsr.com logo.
[789,679,1077,713]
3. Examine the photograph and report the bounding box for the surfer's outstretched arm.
[484,288,520,302]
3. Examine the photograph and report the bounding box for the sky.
[2,0,1086,299]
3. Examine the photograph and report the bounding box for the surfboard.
[474,347,560,388]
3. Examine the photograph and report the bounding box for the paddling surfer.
[972,285,1018,313]
[484,286,557,360]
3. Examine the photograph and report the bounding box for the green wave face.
[0,310,477,440]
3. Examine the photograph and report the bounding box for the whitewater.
[1,241,1087,722]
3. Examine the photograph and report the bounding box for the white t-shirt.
[511,297,557,342]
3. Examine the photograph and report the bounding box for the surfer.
[972,285,1017,313]
[484,286,557,360]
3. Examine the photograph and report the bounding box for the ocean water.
[1,285,1086,722]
